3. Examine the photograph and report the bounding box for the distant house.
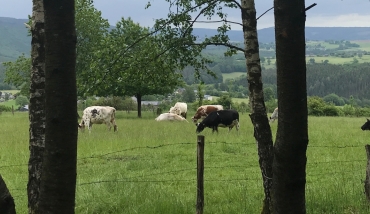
[204,95,213,101]
[131,97,161,106]
[19,105,29,112]
[141,101,161,106]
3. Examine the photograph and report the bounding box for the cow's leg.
[111,118,117,132]
[87,121,92,133]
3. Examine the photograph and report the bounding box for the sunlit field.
[1,111,370,213]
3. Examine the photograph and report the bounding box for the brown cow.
[191,105,224,123]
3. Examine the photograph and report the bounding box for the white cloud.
[306,13,370,27]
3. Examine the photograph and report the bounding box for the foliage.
[323,93,345,106]
[87,17,183,101]
[265,99,278,113]
[92,96,125,110]
[75,0,110,97]
[0,105,12,112]
[3,55,31,97]
[181,85,196,103]
[15,95,29,107]
[3,0,110,97]
[322,105,340,116]
[263,87,275,102]
[217,94,233,109]
[307,96,327,116]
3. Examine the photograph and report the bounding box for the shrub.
[92,96,125,110]
[0,105,12,112]
[307,96,326,116]
[322,105,340,116]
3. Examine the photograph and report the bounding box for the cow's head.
[361,119,370,131]
[78,121,86,131]
[191,116,198,123]
[196,122,206,134]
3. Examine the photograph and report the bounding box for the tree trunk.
[273,0,308,213]
[38,0,78,213]
[27,0,46,213]
[241,1,274,213]
[0,175,16,214]
[136,94,142,118]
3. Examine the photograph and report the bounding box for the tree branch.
[189,19,242,26]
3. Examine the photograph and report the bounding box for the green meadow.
[1,111,370,213]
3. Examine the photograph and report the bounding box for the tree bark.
[0,175,16,214]
[136,94,142,118]
[273,0,308,213]
[27,0,46,213]
[38,0,78,213]
[241,1,274,213]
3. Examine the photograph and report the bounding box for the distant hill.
[0,17,30,62]
[193,27,370,43]
[1,16,370,63]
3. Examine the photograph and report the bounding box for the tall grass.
[1,112,370,213]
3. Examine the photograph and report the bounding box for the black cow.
[196,110,240,134]
[361,119,370,131]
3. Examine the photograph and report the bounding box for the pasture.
[1,111,370,213]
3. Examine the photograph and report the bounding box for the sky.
[1,0,369,30]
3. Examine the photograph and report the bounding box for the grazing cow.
[169,102,188,118]
[196,110,240,134]
[269,107,278,123]
[78,106,117,132]
[191,105,224,123]
[361,119,370,131]
[155,113,188,122]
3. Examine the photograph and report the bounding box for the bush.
[15,95,29,107]
[0,105,12,112]
[307,96,326,116]
[341,104,355,116]
[322,106,340,116]
[92,96,125,110]
[217,94,233,109]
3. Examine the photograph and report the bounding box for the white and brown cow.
[169,102,188,118]
[78,106,117,132]
[191,105,224,123]
[155,113,189,122]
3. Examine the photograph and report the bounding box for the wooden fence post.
[11,105,14,115]
[196,135,205,214]
[365,145,370,202]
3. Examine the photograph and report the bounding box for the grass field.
[222,72,246,81]
[0,90,20,95]
[1,111,370,213]
[0,99,18,109]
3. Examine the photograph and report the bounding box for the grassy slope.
[1,112,369,213]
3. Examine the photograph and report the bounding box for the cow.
[361,119,370,131]
[155,113,189,122]
[78,106,117,132]
[195,110,240,134]
[269,107,278,123]
[169,102,188,118]
[191,105,224,123]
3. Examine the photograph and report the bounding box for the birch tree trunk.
[273,0,308,213]
[27,0,45,213]
[241,1,274,213]
[0,175,16,214]
[38,0,78,213]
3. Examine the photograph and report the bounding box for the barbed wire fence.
[4,139,369,212]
